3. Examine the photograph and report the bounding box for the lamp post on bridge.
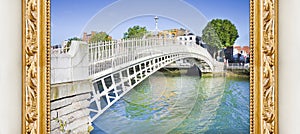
[154,16,159,37]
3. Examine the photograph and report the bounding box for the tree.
[89,32,112,43]
[68,37,82,42]
[64,37,82,52]
[202,19,239,59]
[123,25,147,39]
[202,19,239,48]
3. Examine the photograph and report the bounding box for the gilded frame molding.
[22,0,278,133]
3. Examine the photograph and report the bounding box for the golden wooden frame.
[22,0,278,133]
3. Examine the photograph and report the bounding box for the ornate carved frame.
[22,0,278,133]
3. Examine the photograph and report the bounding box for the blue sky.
[51,0,249,46]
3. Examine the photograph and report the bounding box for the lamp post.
[154,16,159,36]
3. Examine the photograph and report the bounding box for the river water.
[91,70,249,134]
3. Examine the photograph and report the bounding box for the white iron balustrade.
[87,38,216,122]
[51,37,217,123]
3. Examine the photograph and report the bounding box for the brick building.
[82,31,112,42]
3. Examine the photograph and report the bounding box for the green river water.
[91,70,250,134]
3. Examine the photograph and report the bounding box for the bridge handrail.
[88,38,215,76]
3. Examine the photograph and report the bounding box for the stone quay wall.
[50,80,93,134]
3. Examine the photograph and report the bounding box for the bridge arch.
[88,38,216,122]
[89,53,214,122]
[50,38,219,123]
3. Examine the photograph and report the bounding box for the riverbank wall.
[160,68,249,78]
[50,80,93,134]
[202,71,249,78]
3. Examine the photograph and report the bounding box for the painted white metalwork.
[88,38,215,77]
[88,37,217,122]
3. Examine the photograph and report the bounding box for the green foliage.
[66,37,82,46]
[202,19,239,49]
[54,118,71,133]
[90,32,112,43]
[123,25,147,39]
[88,125,94,133]
[64,37,82,52]
[68,37,82,41]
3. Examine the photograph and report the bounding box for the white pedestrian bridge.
[51,38,219,122]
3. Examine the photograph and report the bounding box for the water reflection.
[91,71,249,134]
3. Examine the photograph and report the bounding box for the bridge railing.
[88,38,215,76]
[51,45,71,56]
[226,63,250,70]
[184,43,216,65]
